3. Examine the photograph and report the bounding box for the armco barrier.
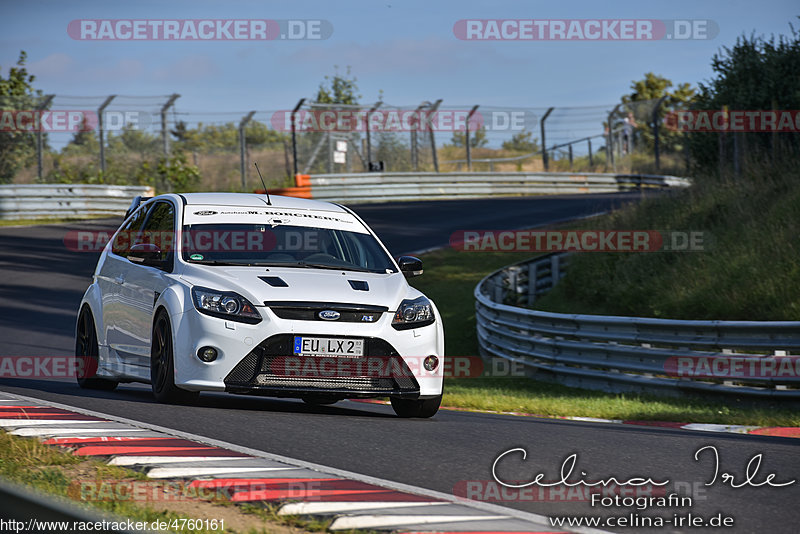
[0,184,154,220]
[269,172,690,203]
[475,252,800,398]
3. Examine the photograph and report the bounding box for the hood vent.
[348,280,369,291]
[259,276,288,287]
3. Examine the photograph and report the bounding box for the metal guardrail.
[475,252,800,398]
[0,184,154,220]
[308,172,690,203]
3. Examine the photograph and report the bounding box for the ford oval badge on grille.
[318,310,341,321]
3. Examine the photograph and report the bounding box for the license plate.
[293,337,364,358]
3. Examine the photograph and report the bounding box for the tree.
[614,72,696,152]
[690,25,800,171]
[62,116,100,156]
[106,124,159,158]
[315,66,361,105]
[502,129,540,153]
[450,125,488,148]
[0,51,44,183]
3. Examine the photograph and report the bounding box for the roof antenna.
[254,162,271,205]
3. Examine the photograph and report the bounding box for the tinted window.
[111,204,150,257]
[140,202,176,268]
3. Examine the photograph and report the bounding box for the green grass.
[411,246,800,427]
[534,160,800,320]
[0,430,371,534]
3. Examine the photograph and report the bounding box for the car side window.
[140,201,176,270]
[111,204,150,258]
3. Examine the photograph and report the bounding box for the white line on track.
[109,456,250,466]
[0,391,610,534]
[278,501,449,515]
[329,514,508,530]
[146,466,298,478]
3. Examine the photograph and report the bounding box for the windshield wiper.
[187,259,377,272]
[297,261,374,273]
[186,259,242,266]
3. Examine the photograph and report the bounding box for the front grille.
[264,301,387,323]
[225,334,419,396]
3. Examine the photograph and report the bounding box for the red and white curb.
[0,392,604,534]
[354,400,800,439]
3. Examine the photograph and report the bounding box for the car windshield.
[180,223,397,274]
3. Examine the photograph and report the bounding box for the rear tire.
[151,311,198,404]
[75,307,118,391]
[390,394,442,418]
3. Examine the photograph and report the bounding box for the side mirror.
[397,256,423,278]
[128,243,166,269]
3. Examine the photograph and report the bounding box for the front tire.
[75,307,118,391]
[390,394,442,418]
[151,311,198,404]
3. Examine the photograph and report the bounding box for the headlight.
[392,296,435,330]
[191,286,262,324]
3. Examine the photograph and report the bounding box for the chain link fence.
[6,94,694,192]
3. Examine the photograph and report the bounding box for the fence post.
[97,95,115,176]
[365,101,382,169]
[466,104,479,171]
[410,102,425,171]
[568,143,573,170]
[35,94,55,181]
[429,99,443,172]
[160,94,180,157]
[291,98,305,177]
[588,138,593,167]
[607,104,621,172]
[653,95,667,171]
[239,111,256,191]
[540,107,554,171]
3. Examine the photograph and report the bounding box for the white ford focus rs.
[75,192,444,417]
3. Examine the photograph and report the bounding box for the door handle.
[114,274,125,284]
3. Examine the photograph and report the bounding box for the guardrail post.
[36,94,55,181]
[540,107,554,171]
[160,94,180,157]
[527,262,537,305]
[239,111,256,191]
[550,254,560,287]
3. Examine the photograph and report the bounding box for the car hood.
[179,264,413,310]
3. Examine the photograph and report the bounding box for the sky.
[2,0,798,149]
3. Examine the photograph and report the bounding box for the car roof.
[174,192,347,213]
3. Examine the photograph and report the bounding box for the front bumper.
[171,305,444,398]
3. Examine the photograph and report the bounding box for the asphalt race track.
[0,193,798,533]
